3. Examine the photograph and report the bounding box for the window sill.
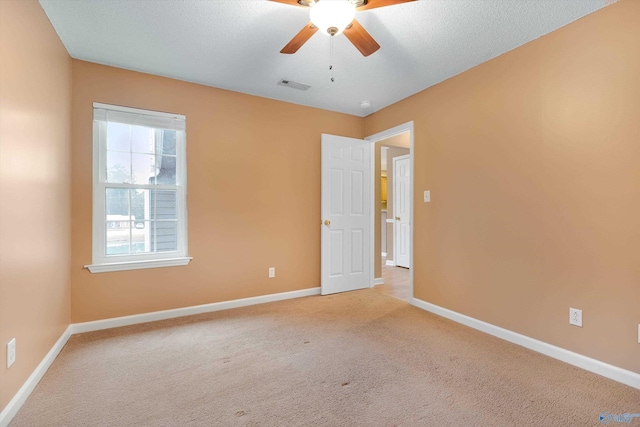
[84,257,193,273]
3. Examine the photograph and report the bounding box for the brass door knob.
[324,220,331,226]
[395,217,401,221]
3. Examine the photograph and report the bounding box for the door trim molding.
[365,122,414,297]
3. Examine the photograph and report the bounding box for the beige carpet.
[11,289,639,426]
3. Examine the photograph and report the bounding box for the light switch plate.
[7,338,16,368]
[424,190,431,203]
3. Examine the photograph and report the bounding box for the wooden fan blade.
[356,0,416,11]
[269,0,307,7]
[343,19,380,57]
[280,22,318,54]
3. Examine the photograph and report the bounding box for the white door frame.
[365,122,414,301]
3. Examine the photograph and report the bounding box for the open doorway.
[366,123,413,302]
[319,123,413,299]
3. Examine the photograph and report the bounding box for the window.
[85,103,191,273]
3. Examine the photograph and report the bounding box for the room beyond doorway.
[366,122,413,303]
[374,256,411,302]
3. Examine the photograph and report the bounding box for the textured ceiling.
[39,0,609,117]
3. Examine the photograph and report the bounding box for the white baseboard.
[71,287,321,334]
[0,287,321,426]
[410,297,640,390]
[385,260,396,266]
[374,278,384,286]
[0,326,72,427]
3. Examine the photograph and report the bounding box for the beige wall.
[70,61,363,323]
[1,0,638,414]
[374,133,410,278]
[364,0,640,373]
[0,0,72,412]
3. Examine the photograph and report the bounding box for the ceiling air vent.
[278,79,311,91]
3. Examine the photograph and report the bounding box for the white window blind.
[93,103,186,131]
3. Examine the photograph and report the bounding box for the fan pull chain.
[330,36,335,83]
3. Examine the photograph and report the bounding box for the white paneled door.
[393,155,411,269]
[321,134,371,295]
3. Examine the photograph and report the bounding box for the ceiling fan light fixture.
[310,0,356,36]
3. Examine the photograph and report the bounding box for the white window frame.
[85,103,191,273]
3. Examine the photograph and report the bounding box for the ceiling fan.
[270,0,416,57]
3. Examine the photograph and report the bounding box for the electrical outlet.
[268,267,275,278]
[569,308,582,327]
[7,338,16,368]
[424,190,431,203]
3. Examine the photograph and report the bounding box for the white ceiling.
[39,0,609,117]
